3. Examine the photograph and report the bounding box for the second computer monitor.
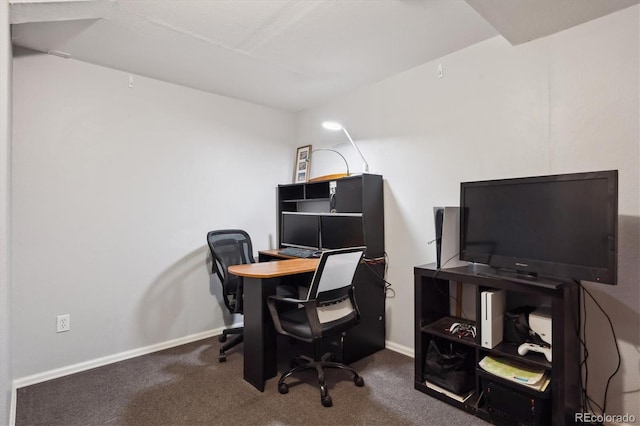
[320,213,365,250]
[281,212,320,249]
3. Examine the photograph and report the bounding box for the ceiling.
[9,0,639,112]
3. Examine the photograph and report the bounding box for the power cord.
[431,252,471,321]
[570,282,595,416]
[363,252,395,298]
[577,281,621,420]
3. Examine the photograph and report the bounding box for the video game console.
[518,307,552,362]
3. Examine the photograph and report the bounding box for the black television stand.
[414,263,580,425]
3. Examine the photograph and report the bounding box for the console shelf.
[420,316,478,347]
[414,263,580,425]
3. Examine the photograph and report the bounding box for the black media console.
[414,263,580,425]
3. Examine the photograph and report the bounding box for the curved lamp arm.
[312,148,350,176]
[322,121,369,173]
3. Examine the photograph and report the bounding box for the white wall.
[1,0,13,423]
[11,51,295,380]
[9,4,639,421]
[296,5,639,419]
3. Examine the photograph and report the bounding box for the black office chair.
[206,229,255,362]
[267,247,366,407]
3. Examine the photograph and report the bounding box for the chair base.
[277,353,364,407]
[218,327,243,362]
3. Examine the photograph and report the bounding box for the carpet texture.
[16,337,488,425]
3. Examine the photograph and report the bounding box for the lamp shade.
[322,121,344,131]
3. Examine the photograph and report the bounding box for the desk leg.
[243,276,278,391]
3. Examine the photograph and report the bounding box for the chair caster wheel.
[321,395,333,407]
[218,334,227,343]
[278,383,289,394]
[319,384,332,407]
[218,353,227,362]
[354,375,364,387]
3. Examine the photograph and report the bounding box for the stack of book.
[479,356,550,392]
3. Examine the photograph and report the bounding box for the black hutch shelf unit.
[270,173,386,364]
[277,173,385,259]
[414,263,580,425]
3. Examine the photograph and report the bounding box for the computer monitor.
[320,214,365,250]
[280,212,320,250]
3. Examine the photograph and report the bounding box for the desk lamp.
[322,121,369,173]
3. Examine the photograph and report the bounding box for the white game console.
[529,307,552,345]
[517,307,552,362]
[481,290,506,349]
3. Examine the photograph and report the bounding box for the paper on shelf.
[479,356,549,390]
[425,380,474,403]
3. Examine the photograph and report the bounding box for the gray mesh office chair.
[267,247,366,407]
[206,229,254,362]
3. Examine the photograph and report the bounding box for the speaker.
[433,207,467,269]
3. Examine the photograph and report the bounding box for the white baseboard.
[385,340,414,358]
[12,326,233,390]
[9,385,16,426]
[13,329,410,390]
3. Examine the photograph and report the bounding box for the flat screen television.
[320,213,365,250]
[280,212,320,250]
[460,170,618,285]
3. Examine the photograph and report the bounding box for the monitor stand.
[477,267,572,290]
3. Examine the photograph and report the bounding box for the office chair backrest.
[206,229,255,313]
[306,247,364,324]
[207,229,254,272]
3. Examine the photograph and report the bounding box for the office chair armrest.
[304,302,323,339]
[267,295,306,338]
[267,295,306,305]
[267,296,324,341]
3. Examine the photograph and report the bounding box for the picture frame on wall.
[294,145,312,183]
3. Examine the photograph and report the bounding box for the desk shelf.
[279,181,330,202]
[420,316,478,347]
[277,174,385,259]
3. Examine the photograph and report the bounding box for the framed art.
[294,145,312,183]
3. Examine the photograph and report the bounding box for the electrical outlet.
[56,314,70,333]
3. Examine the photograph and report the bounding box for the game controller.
[448,322,476,338]
[449,322,461,333]
[518,342,552,362]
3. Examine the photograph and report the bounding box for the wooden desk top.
[258,249,288,258]
[228,258,318,279]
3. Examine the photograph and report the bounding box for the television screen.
[280,212,320,250]
[460,170,618,285]
[320,214,365,250]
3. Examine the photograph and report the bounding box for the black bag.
[423,339,473,394]
[504,306,536,345]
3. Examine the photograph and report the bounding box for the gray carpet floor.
[16,336,489,425]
